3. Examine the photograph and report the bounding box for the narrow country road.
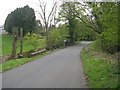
[2,41,91,88]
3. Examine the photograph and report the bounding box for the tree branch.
[66,2,101,34]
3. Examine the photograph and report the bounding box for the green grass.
[0,34,46,72]
[0,51,49,72]
[81,42,119,88]
[2,34,13,55]
[0,35,2,56]
[2,34,46,55]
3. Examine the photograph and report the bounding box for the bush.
[46,28,64,50]
[96,29,118,54]
[24,32,39,51]
[36,34,44,39]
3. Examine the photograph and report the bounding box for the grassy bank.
[0,35,2,56]
[2,34,45,55]
[1,34,47,72]
[81,42,119,88]
[0,51,50,72]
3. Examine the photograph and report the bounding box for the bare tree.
[37,0,58,39]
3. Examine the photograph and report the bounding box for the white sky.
[0,0,56,26]
[0,0,117,26]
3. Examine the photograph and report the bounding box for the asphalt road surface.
[2,41,91,88]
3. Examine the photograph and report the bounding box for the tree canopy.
[59,2,78,45]
[58,1,119,54]
[4,5,36,35]
[88,2,119,53]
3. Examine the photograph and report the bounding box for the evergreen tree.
[4,5,36,35]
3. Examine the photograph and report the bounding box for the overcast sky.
[0,0,56,26]
[0,0,117,26]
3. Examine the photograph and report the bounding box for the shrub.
[46,28,64,50]
[24,32,39,51]
[97,29,118,54]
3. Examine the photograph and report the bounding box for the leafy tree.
[58,24,69,40]
[4,5,36,35]
[76,21,97,41]
[59,2,98,44]
[64,2,101,34]
[89,2,119,53]
[59,2,79,45]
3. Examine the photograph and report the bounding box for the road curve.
[2,41,91,88]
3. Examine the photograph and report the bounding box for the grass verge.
[0,51,49,72]
[80,42,119,88]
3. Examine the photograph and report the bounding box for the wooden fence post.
[20,28,23,58]
[11,27,18,59]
